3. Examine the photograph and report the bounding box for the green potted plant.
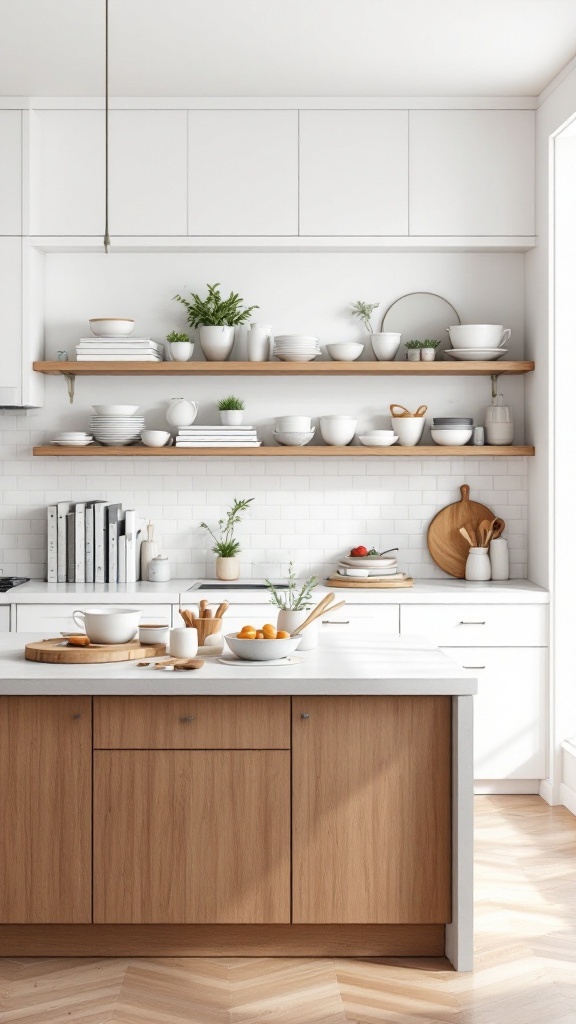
[200,497,254,580]
[217,395,245,425]
[405,340,423,362]
[166,330,193,362]
[351,300,401,360]
[420,339,442,362]
[265,563,318,650]
[174,282,259,362]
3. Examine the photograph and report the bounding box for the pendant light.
[104,0,110,253]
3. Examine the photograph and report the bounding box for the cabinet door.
[0,696,92,923]
[0,110,21,234]
[31,110,104,234]
[188,110,298,235]
[292,696,451,924]
[110,111,187,235]
[440,647,547,779]
[16,602,171,634]
[94,749,290,923]
[0,237,22,406]
[409,110,535,236]
[299,111,408,235]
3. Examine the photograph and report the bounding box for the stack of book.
[75,338,164,361]
[47,502,146,583]
[175,425,262,448]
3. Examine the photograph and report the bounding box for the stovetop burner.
[0,577,29,593]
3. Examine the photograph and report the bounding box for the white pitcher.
[166,398,198,427]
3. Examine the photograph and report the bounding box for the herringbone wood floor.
[1,796,575,1023]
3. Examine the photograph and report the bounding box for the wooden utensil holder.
[192,617,223,645]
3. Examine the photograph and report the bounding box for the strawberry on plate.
[350,545,368,557]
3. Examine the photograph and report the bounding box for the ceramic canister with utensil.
[390,404,427,446]
[485,395,514,445]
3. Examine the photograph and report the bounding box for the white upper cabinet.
[299,111,409,236]
[0,237,22,404]
[31,110,104,235]
[0,111,22,234]
[188,111,298,235]
[109,111,187,235]
[409,110,535,236]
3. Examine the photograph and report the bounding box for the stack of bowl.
[358,430,398,447]
[51,431,94,447]
[89,404,145,446]
[273,415,315,446]
[431,417,474,446]
[273,335,321,361]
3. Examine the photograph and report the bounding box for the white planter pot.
[276,608,318,651]
[406,350,421,361]
[220,410,244,425]
[199,325,235,361]
[169,341,194,362]
[370,332,402,360]
[166,398,198,427]
[420,348,436,361]
[216,556,240,581]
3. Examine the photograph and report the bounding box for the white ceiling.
[1,0,576,98]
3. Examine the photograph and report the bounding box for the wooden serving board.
[25,639,166,665]
[326,577,414,589]
[427,484,495,578]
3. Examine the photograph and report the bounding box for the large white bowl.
[447,324,510,349]
[371,333,402,360]
[92,404,139,416]
[390,416,426,446]
[320,415,357,446]
[275,416,313,431]
[358,435,398,447]
[225,632,302,661]
[89,318,135,338]
[273,430,315,446]
[431,427,473,446]
[326,343,364,361]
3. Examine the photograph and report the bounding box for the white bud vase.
[199,325,235,361]
[166,398,198,427]
[220,410,243,425]
[216,556,240,581]
[276,608,318,651]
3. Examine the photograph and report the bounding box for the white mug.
[72,606,141,644]
[170,627,199,658]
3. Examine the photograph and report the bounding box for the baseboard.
[474,779,540,795]
[539,778,554,805]
[559,783,576,816]
[0,923,445,958]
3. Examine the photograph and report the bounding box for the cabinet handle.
[72,713,82,720]
[301,713,310,719]
[180,715,195,723]
[458,621,486,625]
[322,619,350,625]
[463,666,486,670]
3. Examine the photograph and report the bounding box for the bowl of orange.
[225,624,301,661]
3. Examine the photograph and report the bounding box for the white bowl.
[360,430,396,439]
[225,632,301,661]
[141,430,172,447]
[274,352,319,362]
[371,333,402,360]
[273,430,315,447]
[447,324,510,349]
[431,427,473,446]
[326,343,364,361]
[275,416,313,432]
[358,435,398,447]
[390,416,426,446]
[92,405,139,416]
[320,416,357,446]
[89,318,135,338]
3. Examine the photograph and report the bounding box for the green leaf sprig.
[174,283,259,328]
[200,497,254,558]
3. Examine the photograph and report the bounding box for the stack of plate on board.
[334,553,407,582]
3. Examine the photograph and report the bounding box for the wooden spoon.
[459,526,474,546]
[288,592,334,636]
[491,517,505,540]
[291,598,347,637]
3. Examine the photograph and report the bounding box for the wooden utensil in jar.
[290,596,347,637]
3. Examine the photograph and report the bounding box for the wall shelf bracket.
[490,373,499,400]
[63,372,76,404]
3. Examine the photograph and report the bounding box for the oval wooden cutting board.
[25,638,166,664]
[427,484,495,578]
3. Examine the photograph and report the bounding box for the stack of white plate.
[358,430,398,447]
[51,432,94,447]
[89,407,144,446]
[337,553,399,577]
[273,335,321,362]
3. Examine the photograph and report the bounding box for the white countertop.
[0,633,477,696]
[0,578,549,605]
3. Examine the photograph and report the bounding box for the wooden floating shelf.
[33,445,535,458]
[33,360,535,377]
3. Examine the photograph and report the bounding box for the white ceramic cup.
[447,325,511,350]
[72,606,141,644]
[320,415,357,446]
[170,627,199,658]
[141,430,171,447]
[138,623,170,645]
[390,416,426,446]
[370,333,402,360]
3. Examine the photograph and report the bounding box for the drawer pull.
[179,715,195,723]
[463,666,486,670]
[301,713,310,720]
[322,620,350,625]
[72,713,82,720]
[458,621,486,626]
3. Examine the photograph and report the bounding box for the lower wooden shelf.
[33,445,535,457]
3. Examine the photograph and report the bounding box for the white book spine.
[46,506,57,583]
[125,510,137,584]
[118,535,126,583]
[85,505,94,583]
[56,502,70,583]
[94,503,108,583]
[74,503,85,583]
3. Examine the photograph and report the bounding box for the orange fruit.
[276,630,290,639]
[238,626,256,639]
[255,630,264,639]
[262,624,277,639]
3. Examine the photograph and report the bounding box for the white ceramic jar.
[199,325,235,361]
[148,555,171,582]
[489,538,509,580]
[170,627,199,658]
[216,556,240,580]
[247,323,272,361]
[169,341,194,362]
[276,608,318,651]
[465,547,491,581]
[370,333,402,360]
[166,398,198,427]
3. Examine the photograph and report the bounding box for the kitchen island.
[0,634,476,970]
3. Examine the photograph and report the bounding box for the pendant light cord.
[104,0,110,253]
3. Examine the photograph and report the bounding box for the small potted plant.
[166,330,193,362]
[405,340,422,362]
[200,497,254,580]
[420,339,442,362]
[351,300,401,360]
[174,282,259,362]
[217,395,245,425]
[265,563,318,650]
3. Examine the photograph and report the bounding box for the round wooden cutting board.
[25,638,166,664]
[427,484,495,578]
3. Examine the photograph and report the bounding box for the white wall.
[0,250,528,581]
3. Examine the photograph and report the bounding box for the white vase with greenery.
[200,497,254,581]
[166,330,194,362]
[174,282,259,362]
[217,395,245,425]
[266,565,318,650]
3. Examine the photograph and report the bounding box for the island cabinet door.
[292,696,452,924]
[0,696,92,924]
[93,749,291,924]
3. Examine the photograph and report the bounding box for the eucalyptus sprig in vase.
[200,497,254,580]
[265,563,319,650]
